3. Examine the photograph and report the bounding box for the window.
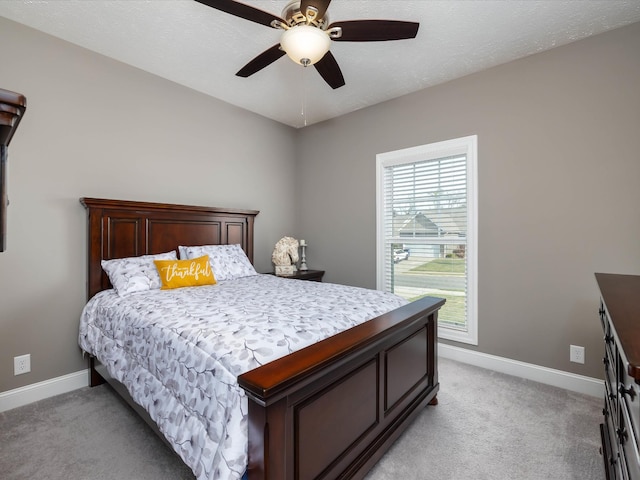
[376,136,478,345]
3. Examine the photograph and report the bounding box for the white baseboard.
[438,343,604,398]
[0,369,88,413]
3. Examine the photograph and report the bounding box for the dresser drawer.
[602,304,618,386]
[603,421,619,480]
[605,407,621,479]
[621,402,640,479]
[606,378,620,431]
[620,364,640,445]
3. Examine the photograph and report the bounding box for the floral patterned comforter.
[78,274,407,480]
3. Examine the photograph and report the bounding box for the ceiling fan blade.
[329,20,420,42]
[195,0,285,28]
[300,0,332,22]
[236,44,286,77]
[314,51,345,89]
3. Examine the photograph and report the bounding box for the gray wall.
[0,18,297,392]
[295,21,640,379]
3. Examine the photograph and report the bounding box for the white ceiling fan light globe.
[280,25,331,66]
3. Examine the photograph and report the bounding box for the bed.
[79,197,444,480]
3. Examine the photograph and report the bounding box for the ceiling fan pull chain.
[300,66,308,127]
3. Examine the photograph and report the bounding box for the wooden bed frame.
[80,197,444,480]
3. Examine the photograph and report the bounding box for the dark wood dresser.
[596,273,640,480]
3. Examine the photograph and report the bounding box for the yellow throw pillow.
[154,255,216,290]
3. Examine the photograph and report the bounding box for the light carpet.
[0,358,604,480]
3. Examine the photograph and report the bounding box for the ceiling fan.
[195,0,420,89]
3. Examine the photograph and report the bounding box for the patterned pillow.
[101,251,177,296]
[179,244,257,281]
[154,255,216,289]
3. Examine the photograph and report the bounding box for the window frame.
[376,135,478,345]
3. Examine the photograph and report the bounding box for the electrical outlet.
[570,345,585,364]
[14,354,31,375]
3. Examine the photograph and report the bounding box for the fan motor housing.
[282,1,329,29]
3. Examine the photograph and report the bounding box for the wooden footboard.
[239,296,443,480]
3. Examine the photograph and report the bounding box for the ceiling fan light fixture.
[280,25,331,66]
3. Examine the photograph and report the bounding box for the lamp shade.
[280,25,331,66]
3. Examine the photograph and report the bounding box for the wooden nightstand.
[268,269,325,282]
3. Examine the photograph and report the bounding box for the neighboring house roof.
[393,208,466,237]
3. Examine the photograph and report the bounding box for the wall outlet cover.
[570,345,585,364]
[14,354,31,375]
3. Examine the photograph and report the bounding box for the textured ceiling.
[1,1,640,128]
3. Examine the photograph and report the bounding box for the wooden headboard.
[80,198,259,299]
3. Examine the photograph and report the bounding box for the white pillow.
[101,251,177,296]
[179,244,257,281]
